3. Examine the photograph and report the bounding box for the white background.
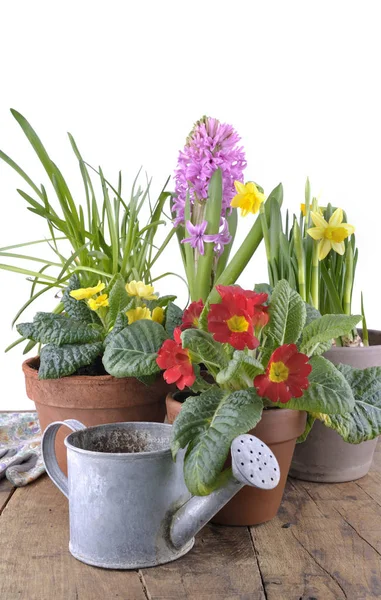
[1,1,380,410]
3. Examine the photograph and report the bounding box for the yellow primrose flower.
[126,306,152,324]
[125,280,157,300]
[307,208,355,260]
[152,306,164,325]
[230,181,265,217]
[88,294,109,311]
[69,280,105,300]
[300,203,326,217]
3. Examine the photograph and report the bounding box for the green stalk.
[304,177,311,235]
[206,184,283,305]
[344,243,354,315]
[293,218,306,301]
[183,193,196,300]
[196,170,222,302]
[311,197,319,310]
[361,292,369,346]
[259,204,273,285]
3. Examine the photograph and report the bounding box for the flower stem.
[344,243,354,315]
[311,197,319,310]
[293,217,306,301]
[196,170,222,302]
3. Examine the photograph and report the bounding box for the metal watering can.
[42,420,280,569]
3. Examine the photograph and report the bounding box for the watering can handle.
[42,420,86,499]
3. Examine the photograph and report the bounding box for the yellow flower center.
[269,361,289,383]
[226,315,249,333]
[324,226,350,243]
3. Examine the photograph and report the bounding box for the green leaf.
[17,313,104,346]
[297,413,315,443]
[305,302,321,326]
[300,314,362,356]
[104,311,130,346]
[189,364,215,393]
[275,355,355,415]
[165,302,183,338]
[146,295,177,310]
[38,342,103,379]
[62,274,97,324]
[102,319,168,378]
[266,279,306,345]
[181,328,229,375]
[314,365,381,443]
[254,283,272,302]
[216,351,264,385]
[171,387,263,495]
[107,274,129,328]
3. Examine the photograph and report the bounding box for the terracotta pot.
[290,330,381,483]
[166,393,306,526]
[23,357,168,473]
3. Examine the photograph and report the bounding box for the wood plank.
[252,477,381,599]
[140,524,266,600]
[0,476,147,600]
[0,478,15,513]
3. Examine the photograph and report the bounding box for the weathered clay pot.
[290,330,381,483]
[23,357,168,473]
[166,393,306,526]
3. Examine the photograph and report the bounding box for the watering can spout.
[170,434,280,549]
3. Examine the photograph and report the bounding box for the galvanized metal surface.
[42,421,280,569]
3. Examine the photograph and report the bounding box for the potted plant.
[171,115,283,303]
[0,110,184,471]
[0,109,178,353]
[259,180,381,481]
[108,277,362,525]
[18,273,183,472]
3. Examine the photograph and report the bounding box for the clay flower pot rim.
[22,356,141,385]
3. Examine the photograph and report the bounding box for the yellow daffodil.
[126,306,152,324]
[125,280,157,300]
[230,181,265,217]
[69,280,105,300]
[88,294,109,311]
[307,208,355,260]
[300,203,326,217]
[152,306,164,324]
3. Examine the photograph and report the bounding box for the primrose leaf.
[17,313,104,346]
[181,328,229,375]
[266,279,306,346]
[165,302,183,338]
[145,295,177,310]
[107,274,130,329]
[38,342,103,379]
[171,387,263,495]
[102,319,168,378]
[314,364,381,443]
[300,314,362,356]
[62,274,100,324]
[216,351,264,385]
[274,355,355,415]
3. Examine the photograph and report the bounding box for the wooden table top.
[1,442,381,600]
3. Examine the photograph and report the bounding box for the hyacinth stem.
[183,193,196,300]
[344,242,354,315]
[215,209,237,280]
[293,217,306,301]
[196,170,222,302]
[206,185,282,305]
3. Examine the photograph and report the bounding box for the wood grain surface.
[1,442,380,600]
